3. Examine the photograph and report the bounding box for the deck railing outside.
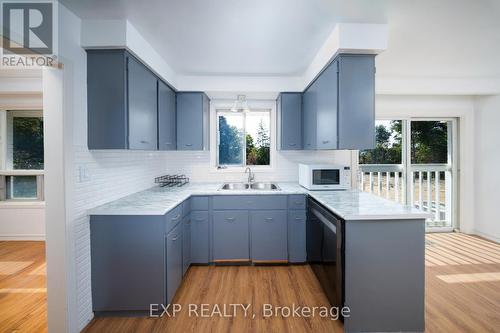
[359,164,452,227]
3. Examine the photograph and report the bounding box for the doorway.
[359,118,458,231]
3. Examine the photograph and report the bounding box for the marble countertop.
[88,182,430,221]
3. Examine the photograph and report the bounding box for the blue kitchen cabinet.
[166,222,183,304]
[213,211,249,262]
[182,216,191,275]
[177,92,210,150]
[190,210,209,264]
[127,56,158,150]
[158,80,176,150]
[337,55,375,150]
[277,93,302,150]
[250,211,288,262]
[287,210,307,263]
[90,215,165,311]
[301,54,375,150]
[87,49,159,150]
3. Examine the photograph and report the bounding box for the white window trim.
[209,99,277,173]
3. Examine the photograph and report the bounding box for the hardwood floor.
[424,233,500,332]
[0,241,47,333]
[1,234,499,333]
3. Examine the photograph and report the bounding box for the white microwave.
[298,163,351,190]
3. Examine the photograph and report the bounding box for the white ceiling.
[62,0,500,78]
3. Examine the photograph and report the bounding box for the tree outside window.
[217,110,271,167]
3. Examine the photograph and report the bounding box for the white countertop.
[88,182,430,221]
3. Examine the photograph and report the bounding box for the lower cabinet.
[166,222,183,304]
[250,210,288,262]
[213,211,249,261]
[182,216,191,275]
[191,211,209,263]
[90,215,165,311]
[287,210,307,262]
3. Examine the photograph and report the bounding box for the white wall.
[0,94,45,240]
[473,94,500,242]
[0,203,45,240]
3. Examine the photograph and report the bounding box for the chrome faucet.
[244,167,255,184]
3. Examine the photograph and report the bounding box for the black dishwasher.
[307,197,345,312]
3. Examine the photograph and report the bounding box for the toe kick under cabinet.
[90,194,306,312]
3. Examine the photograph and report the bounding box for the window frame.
[210,100,276,173]
[0,109,44,202]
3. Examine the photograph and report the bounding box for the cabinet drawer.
[288,211,307,263]
[250,211,288,262]
[288,195,306,210]
[213,211,249,261]
[165,205,182,232]
[190,196,209,210]
[212,195,287,210]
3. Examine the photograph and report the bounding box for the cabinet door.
[338,55,375,150]
[302,84,317,149]
[279,93,302,150]
[87,50,127,149]
[177,93,203,150]
[250,211,287,262]
[158,81,176,150]
[288,211,307,263]
[166,223,183,303]
[90,215,165,311]
[182,216,191,275]
[127,56,158,150]
[315,60,338,150]
[191,211,209,264]
[213,211,249,261]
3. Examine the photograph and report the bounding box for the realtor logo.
[0,0,57,68]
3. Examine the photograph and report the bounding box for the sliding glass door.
[359,119,457,230]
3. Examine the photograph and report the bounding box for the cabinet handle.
[193,218,205,222]
[265,217,274,222]
[289,143,297,146]
[225,217,236,222]
[185,143,193,147]
[294,201,302,205]
[171,235,179,241]
[295,217,303,221]
[140,140,149,144]
[171,214,181,221]
[165,142,172,145]
[322,140,329,144]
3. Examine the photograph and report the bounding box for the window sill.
[0,201,45,209]
[211,166,275,174]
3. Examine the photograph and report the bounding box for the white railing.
[359,164,452,227]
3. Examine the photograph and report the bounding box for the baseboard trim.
[0,234,45,241]
[471,230,500,244]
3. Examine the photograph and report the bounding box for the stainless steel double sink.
[220,182,281,191]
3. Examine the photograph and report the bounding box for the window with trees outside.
[0,110,44,201]
[217,110,271,167]
[359,119,455,229]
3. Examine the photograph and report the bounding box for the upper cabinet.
[277,93,302,150]
[176,92,210,150]
[301,54,376,150]
[158,81,176,150]
[87,49,158,150]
